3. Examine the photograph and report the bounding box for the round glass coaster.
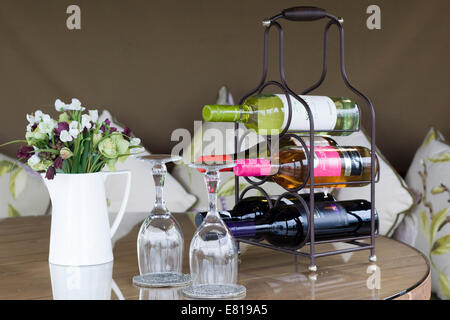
[133,272,192,288]
[182,284,246,300]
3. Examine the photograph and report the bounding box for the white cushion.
[99,110,197,244]
[331,130,414,236]
[394,127,450,299]
[0,153,50,218]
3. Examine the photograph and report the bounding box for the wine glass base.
[181,284,246,300]
[133,272,192,288]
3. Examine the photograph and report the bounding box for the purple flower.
[100,119,114,133]
[17,146,34,160]
[53,157,63,169]
[45,166,56,180]
[54,122,70,136]
[122,127,131,140]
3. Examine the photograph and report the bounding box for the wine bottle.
[233,145,378,189]
[227,200,378,248]
[196,136,337,172]
[202,95,359,136]
[194,192,336,227]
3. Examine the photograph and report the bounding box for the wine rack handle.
[264,6,329,26]
[282,6,327,21]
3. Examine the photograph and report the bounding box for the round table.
[0,214,430,300]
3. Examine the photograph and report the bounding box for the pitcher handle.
[104,171,132,238]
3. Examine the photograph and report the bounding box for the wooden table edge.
[386,238,432,300]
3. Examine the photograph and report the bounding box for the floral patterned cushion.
[331,130,415,236]
[394,127,450,300]
[0,153,50,218]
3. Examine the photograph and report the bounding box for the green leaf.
[0,160,18,177]
[429,152,450,163]
[8,168,28,200]
[217,176,237,198]
[438,272,450,299]
[430,208,449,244]
[217,176,248,198]
[424,128,437,146]
[79,140,91,173]
[431,234,450,255]
[420,210,429,241]
[431,186,446,195]
[8,203,21,217]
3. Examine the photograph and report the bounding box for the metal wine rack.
[233,6,379,271]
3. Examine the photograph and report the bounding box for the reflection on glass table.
[49,262,124,300]
[139,287,182,300]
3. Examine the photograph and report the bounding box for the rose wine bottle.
[196,136,337,172]
[202,95,359,136]
[226,200,378,248]
[194,192,336,227]
[234,145,378,189]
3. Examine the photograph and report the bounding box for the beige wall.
[0,0,449,171]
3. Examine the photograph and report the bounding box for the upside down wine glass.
[182,162,246,299]
[133,155,191,288]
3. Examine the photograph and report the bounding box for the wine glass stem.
[153,162,167,212]
[205,170,220,219]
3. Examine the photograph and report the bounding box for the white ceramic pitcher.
[43,171,131,266]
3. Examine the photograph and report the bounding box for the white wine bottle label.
[277,94,338,131]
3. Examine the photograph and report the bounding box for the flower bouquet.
[3,98,143,179]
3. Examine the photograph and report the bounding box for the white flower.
[130,137,143,154]
[26,124,33,132]
[55,99,65,112]
[34,110,44,121]
[89,110,98,123]
[69,98,84,111]
[28,154,41,166]
[26,114,35,124]
[38,119,57,137]
[55,98,86,112]
[130,137,141,146]
[69,121,80,138]
[59,130,73,142]
[81,114,92,130]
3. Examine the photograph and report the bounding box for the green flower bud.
[98,133,130,160]
[60,147,73,160]
[93,132,103,147]
[25,130,47,145]
[106,158,118,171]
[59,112,70,123]
[98,137,117,159]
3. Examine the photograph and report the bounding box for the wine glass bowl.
[182,162,246,299]
[134,154,191,288]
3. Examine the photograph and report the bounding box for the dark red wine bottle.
[226,200,378,249]
[194,192,335,227]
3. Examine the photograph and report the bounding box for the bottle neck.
[202,104,251,123]
[233,158,279,177]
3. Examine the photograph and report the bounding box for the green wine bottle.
[202,94,359,136]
